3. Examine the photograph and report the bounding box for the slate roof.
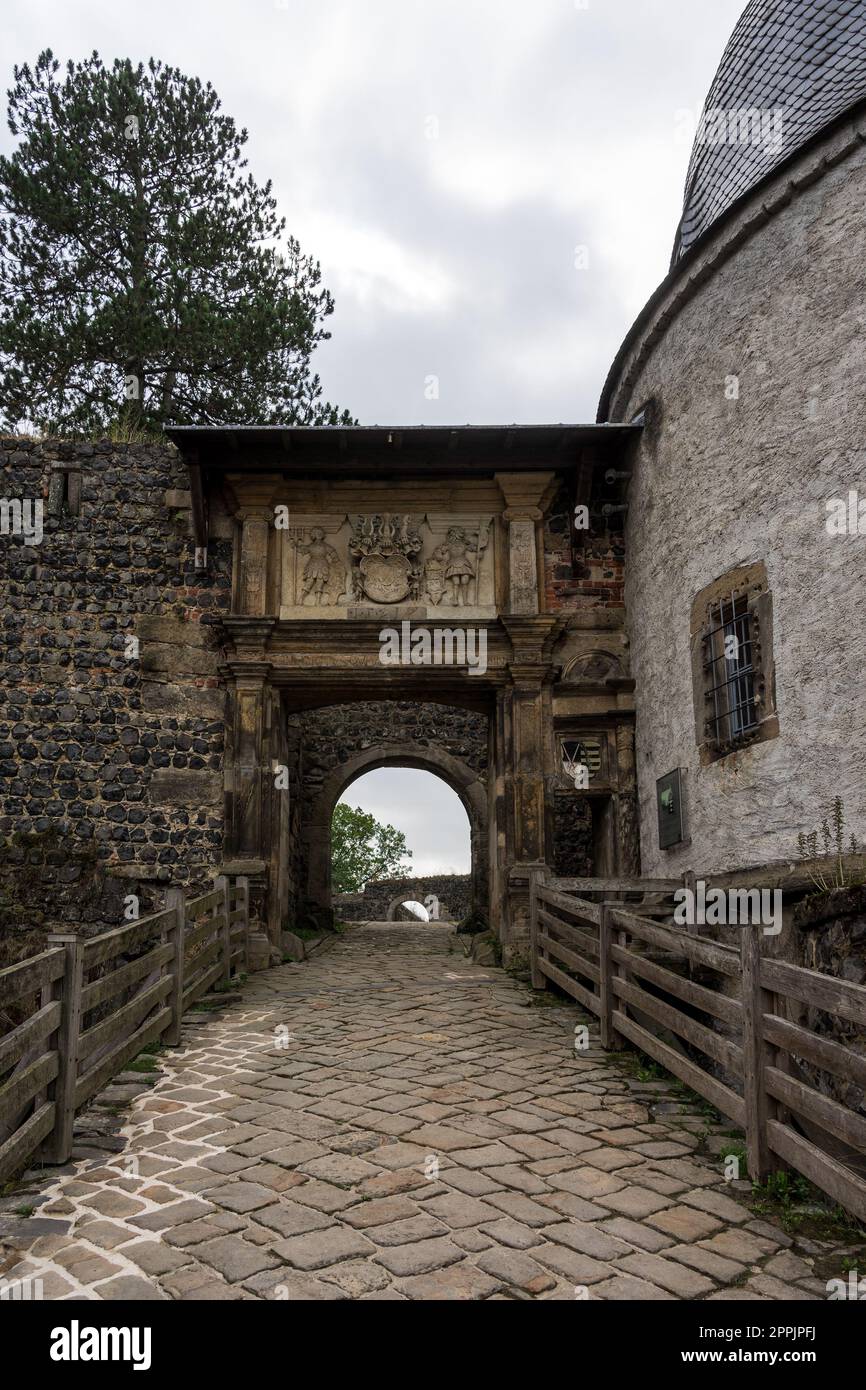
[673,0,866,262]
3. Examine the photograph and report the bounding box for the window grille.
[702,592,758,746]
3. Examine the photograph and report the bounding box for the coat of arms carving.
[349,515,423,603]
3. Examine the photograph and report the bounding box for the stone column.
[494,472,557,616]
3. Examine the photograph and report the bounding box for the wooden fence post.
[529,867,547,991]
[683,868,697,939]
[164,887,186,1047]
[216,874,232,985]
[598,903,620,1051]
[741,924,772,1184]
[42,933,84,1164]
[236,876,250,972]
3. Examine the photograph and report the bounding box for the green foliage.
[125,1053,159,1073]
[0,49,354,433]
[635,1060,667,1083]
[753,1169,814,1209]
[797,796,861,891]
[330,803,411,894]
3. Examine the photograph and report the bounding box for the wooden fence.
[530,872,866,1222]
[0,875,249,1184]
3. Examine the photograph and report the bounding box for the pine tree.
[0,50,353,434]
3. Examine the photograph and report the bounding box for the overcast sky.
[5,0,747,426]
[339,769,471,879]
[4,0,747,874]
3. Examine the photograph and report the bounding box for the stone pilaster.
[494,472,557,615]
[495,613,564,962]
[236,507,272,616]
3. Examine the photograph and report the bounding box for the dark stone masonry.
[297,700,489,786]
[335,872,472,923]
[0,437,231,967]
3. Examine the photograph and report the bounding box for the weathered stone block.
[141,680,224,719]
[280,929,306,961]
[148,769,222,808]
[136,614,209,647]
[140,641,216,676]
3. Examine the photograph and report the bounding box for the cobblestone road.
[0,924,848,1300]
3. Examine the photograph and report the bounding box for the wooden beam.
[572,447,596,568]
[187,459,209,551]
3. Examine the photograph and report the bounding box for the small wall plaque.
[657,768,686,850]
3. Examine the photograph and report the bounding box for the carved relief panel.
[279,513,495,617]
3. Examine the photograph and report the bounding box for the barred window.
[690,563,778,765]
[703,593,758,744]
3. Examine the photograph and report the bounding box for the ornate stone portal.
[171,426,639,966]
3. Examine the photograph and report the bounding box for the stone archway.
[386,897,427,922]
[304,741,487,929]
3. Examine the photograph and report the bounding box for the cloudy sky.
[5,0,746,426]
[5,0,747,873]
[339,769,470,879]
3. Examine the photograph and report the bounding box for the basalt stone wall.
[552,792,593,878]
[335,873,471,923]
[795,887,866,1117]
[0,437,231,966]
[298,701,489,797]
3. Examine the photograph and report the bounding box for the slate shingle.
[673,0,866,263]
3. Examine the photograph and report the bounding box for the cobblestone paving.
[0,924,848,1300]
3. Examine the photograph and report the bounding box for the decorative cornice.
[502,614,567,666]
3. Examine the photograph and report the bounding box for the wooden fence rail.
[0,876,250,1183]
[529,870,866,1222]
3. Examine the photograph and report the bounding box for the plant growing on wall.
[0,50,354,434]
[331,803,412,895]
[797,796,860,892]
